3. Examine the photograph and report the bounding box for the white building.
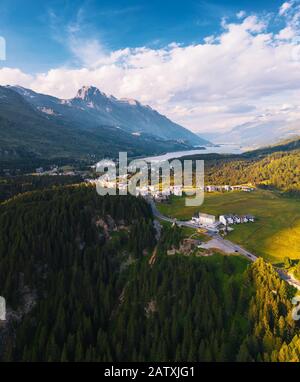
[173,185,183,196]
[219,215,234,225]
[219,214,255,226]
[246,215,255,222]
[219,215,228,226]
[206,185,217,192]
[193,213,216,225]
[36,167,44,174]
[233,215,241,224]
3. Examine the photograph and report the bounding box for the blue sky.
[0,0,300,134]
[0,0,285,72]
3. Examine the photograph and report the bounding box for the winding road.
[147,197,300,290]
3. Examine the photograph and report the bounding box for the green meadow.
[157,190,300,263]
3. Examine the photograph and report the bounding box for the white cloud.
[236,10,246,19]
[279,1,293,16]
[204,35,216,44]
[2,13,300,134]
[68,38,108,67]
[276,26,296,40]
[0,68,32,86]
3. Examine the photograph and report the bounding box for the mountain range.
[0,85,208,162]
[201,118,300,149]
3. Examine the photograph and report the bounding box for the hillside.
[180,137,300,194]
[12,86,209,146]
[205,151,300,193]
[243,136,300,157]
[0,186,299,362]
[202,119,300,149]
[0,86,206,163]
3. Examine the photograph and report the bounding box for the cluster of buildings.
[205,185,255,193]
[147,185,182,200]
[128,184,183,199]
[90,176,183,199]
[192,212,255,229]
[36,166,78,176]
[86,175,255,198]
[219,214,255,226]
[36,167,59,175]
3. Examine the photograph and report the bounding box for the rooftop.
[199,213,215,219]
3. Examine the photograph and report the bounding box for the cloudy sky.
[1,0,300,134]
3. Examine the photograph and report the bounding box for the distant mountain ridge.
[0,85,209,162]
[243,135,300,158]
[200,119,300,149]
[10,85,208,146]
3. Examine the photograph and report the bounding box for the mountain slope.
[0,86,204,162]
[179,136,300,193]
[243,136,300,158]
[11,85,209,146]
[201,119,300,149]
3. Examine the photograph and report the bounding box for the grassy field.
[157,190,300,263]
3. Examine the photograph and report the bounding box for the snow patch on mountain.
[10,85,209,146]
[38,107,57,116]
[119,98,139,106]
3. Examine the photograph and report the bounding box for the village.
[90,178,256,233]
[139,184,255,200]
[90,175,255,199]
[191,212,255,232]
[33,169,257,235]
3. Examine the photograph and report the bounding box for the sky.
[1,0,300,134]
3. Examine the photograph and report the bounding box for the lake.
[142,144,244,162]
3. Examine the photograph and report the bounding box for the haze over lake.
[142,144,243,162]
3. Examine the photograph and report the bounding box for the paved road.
[278,270,300,290]
[148,198,256,259]
[199,236,258,262]
[148,198,300,290]
[148,198,217,234]
[211,234,258,262]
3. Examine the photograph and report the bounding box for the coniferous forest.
[1,0,300,366]
[183,147,300,194]
[205,150,300,194]
[0,185,300,362]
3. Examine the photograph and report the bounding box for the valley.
[0,185,299,362]
[2,0,300,366]
[0,86,209,163]
[0,135,299,362]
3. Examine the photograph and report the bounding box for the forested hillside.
[0,186,299,362]
[0,86,197,162]
[244,137,300,157]
[176,138,300,194]
[205,150,300,193]
[0,175,82,202]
